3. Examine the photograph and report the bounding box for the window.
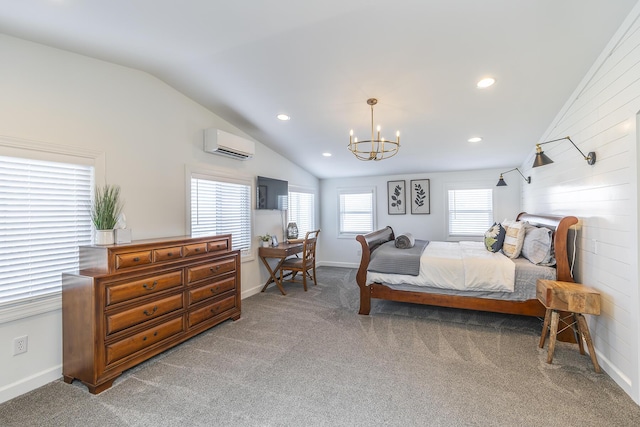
[338,187,375,237]
[288,190,315,237]
[190,173,252,256]
[0,156,93,309]
[447,188,493,237]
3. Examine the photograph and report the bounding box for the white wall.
[521,3,640,404]
[0,34,318,403]
[319,168,522,267]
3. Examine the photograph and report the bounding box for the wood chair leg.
[547,310,560,364]
[302,269,307,291]
[312,265,317,285]
[576,314,601,373]
[539,308,551,348]
[573,313,585,355]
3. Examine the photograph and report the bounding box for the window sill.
[0,293,62,324]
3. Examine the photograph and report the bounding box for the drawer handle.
[143,306,158,316]
[210,286,220,293]
[133,257,140,262]
[143,281,158,291]
[167,252,173,256]
[209,265,221,273]
[195,248,200,252]
[142,331,159,341]
[210,306,220,314]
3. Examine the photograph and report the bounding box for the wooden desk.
[537,279,601,372]
[259,242,304,295]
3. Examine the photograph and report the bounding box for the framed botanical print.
[411,179,430,214]
[387,180,406,214]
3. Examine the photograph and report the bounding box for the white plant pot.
[261,241,269,247]
[95,229,115,245]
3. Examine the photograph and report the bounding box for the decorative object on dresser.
[62,234,241,394]
[90,184,124,245]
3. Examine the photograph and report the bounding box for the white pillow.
[521,225,555,265]
[502,221,526,259]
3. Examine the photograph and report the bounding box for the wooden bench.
[536,279,601,372]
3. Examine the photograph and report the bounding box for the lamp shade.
[532,149,554,168]
[496,175,507,186]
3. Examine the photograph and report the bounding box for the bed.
[355,212,578,321]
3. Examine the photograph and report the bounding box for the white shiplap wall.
[522,4,640,404]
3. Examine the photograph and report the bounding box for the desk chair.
[279,230,320,291]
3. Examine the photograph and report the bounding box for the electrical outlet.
[13,335,28,355]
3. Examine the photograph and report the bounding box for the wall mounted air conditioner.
[203,128,255,160]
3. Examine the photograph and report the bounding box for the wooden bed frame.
[355,212,578,319]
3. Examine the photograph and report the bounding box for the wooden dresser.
[61,234,241,394]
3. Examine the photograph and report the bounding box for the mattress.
[367,249,557,302]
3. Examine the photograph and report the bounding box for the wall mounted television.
[256,176,288,210]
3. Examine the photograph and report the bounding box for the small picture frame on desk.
[271,235,279,247]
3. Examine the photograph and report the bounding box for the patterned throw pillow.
[484,223,506,252]
[502,220,526,258]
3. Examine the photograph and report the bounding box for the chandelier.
[348,98,400,161]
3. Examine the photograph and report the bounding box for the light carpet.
[1,266,639,426]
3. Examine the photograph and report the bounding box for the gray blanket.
[368,239,429,276]
[395,233,415,249]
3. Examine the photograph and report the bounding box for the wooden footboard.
[355,213,579,340]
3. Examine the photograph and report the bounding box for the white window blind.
[288,191,315,236]
[191,176,251,253]
[0,156,93,305]
[448,188,493,237]
[339,188,375,236]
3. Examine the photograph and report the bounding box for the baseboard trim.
[0,365,61,404]
[316,261,359,269]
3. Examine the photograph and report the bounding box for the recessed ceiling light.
[277,114,290,121]
[322,152,332,157]
[468,137,483,143]
[477,78,496,89]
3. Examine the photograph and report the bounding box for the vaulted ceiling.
[0,0,636,178]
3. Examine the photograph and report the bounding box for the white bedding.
[366,241,516,293]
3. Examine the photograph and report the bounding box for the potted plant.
[91,184,124,245]
[258,234,271,248]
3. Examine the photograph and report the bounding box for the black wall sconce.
[533,136,596,168]
[496,168,531,186]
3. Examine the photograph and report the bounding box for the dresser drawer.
[188,295,237,328]
[105,271,183,306]
[188,276,236,305]
[153,246,183,262]
[187,258,236,284]
[105,293,184,336]
[183,242,207,257]
[115,250,152,270]
[105,316,184,366]
[207,239,229,253]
